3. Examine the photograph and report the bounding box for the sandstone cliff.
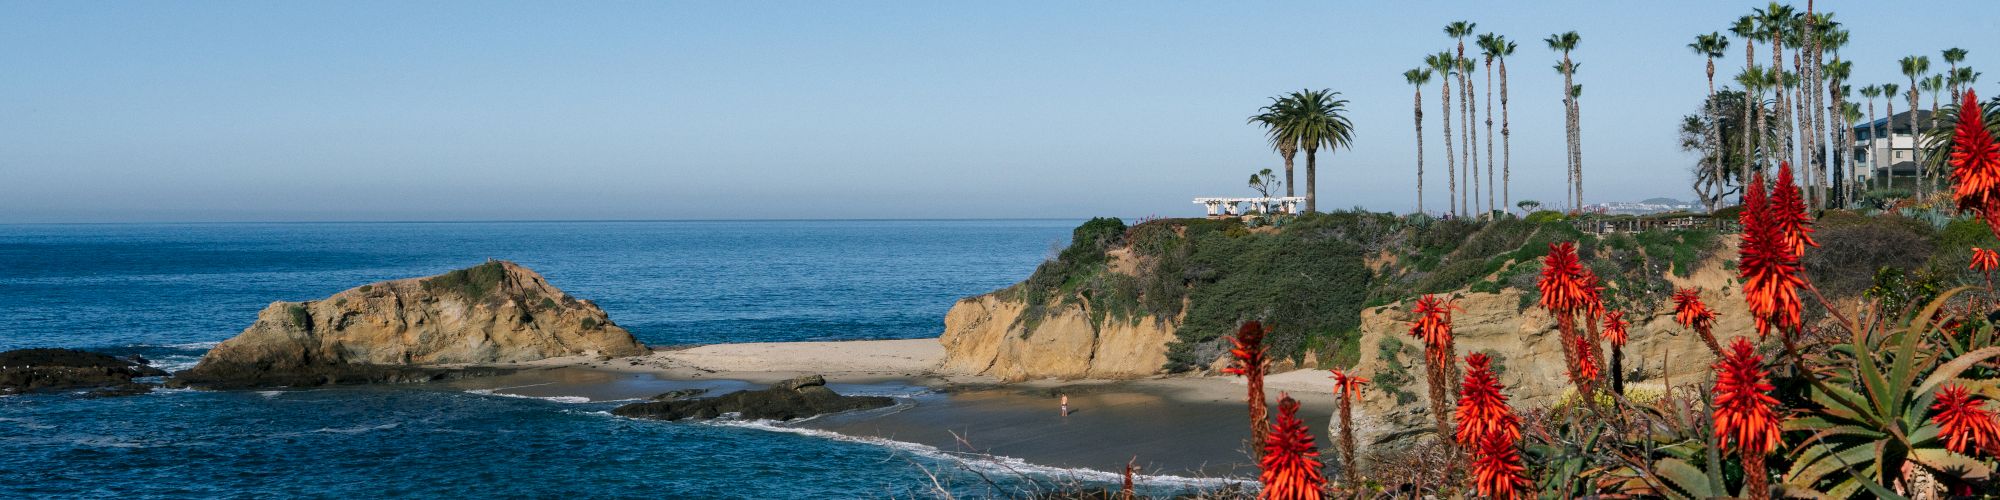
[939,294,1178,381]
[177,261,647,388]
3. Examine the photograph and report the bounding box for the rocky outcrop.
[612,375,894,421]
[175,261,648,389]
[939,294,1177,382]
[0,348,169,397]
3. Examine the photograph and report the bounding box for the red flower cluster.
[1407,295,1456,364]
[1471,436,1531,500]
[1453,353,1520,448]
[1571,332,1599,383]
[1672,288,1715,331]
[1932,384,2000,456]
[1538,242,1593,315]
[1768,162,1817,258]
[1973,247,2000,273]
[1329,368,1367,398]
[1258,394,1324,500]
[1222,322,1267,377]
[1738,169,1807,338]
[1713,338,1782,454]
[1951,89,2000,228]
[1602,310,1629,348]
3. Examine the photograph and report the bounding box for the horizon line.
[0,216,1101,226]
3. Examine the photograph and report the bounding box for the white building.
[1850,109,1935,183]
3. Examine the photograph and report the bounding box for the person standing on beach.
[1060,394,1070,417]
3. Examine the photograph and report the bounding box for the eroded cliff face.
[180,261,648,387]
[939,294,1177,381]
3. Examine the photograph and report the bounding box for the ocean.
[0,220,1188,499]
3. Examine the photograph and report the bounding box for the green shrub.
[287,304,312,329]
[580,317,599,330]
[422,261,508,300]
[541,298,558,310]
[1524,210,1566,224]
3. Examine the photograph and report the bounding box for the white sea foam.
[463,388,592,404]
[312,423,400,434]
[706,419,1248,491]
[164,341,221,350]
[257,391,283,399]
[151,355,203,373]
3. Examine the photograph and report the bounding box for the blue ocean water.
[0,220,1139,499]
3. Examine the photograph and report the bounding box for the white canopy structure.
[1192,197,1307,218]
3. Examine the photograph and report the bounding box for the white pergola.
[1193,197,1307,217]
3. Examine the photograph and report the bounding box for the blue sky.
[3,1,1998,222]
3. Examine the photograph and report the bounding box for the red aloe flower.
[1671,288,1723,355]
[1931,384,2000,456]
[1258,394,1325,500]
[1951,89,2000,227]
[1738,172,1805,338]
[1768,162,1818,258]
[1538,242,1592,314]
[1714,338,1782,454]
[1453,353,1520,448]
[1224,322,1272,458]
[1408,295,1456,364]
[1329,369,1368,397]
[1328,369,1367,479]
[1571,332,1599,384]
[1471,434,1531,500]
[1973,248,2000,272]
[1602,310,1629,347]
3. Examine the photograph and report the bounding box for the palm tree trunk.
[1415,88,1426,215]
[1442,79,1457,217]
[1756,88,1770,178]
[1743,42,1757,185]
[1910,86,1922,196]
[1866,101,1877,192]
[1573,88,1583,209]
[1283,152,1296,198]
[1886,99,1897,191]
[1707,61,1720,211]
[1461,67,1473,217]
[1466,65,1480,217]
[1500,58,1512,213]
[1485,58,1496,216]
[1306,147,1318,213]
[1561,62,1575,210]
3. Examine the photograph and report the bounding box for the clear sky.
[4,1,1998,222]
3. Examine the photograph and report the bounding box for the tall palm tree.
[1691,32,1731,210]
[1860,84,1881,190]
[1460,56,1481,215]
[1925,74,1945,125]
[1842,100,1861,205]
[1479,33,1500,216]
[1546,31,1581,210]
[1285,89,1354,213]
[1426,52,1459,216]
[1950,67,1982,103]
[1900,55,1931,194]
[1406,68,1434,215]
[1738,67,1771,176]
[1447,21,1477,215]
[1756,3,1795,174]
[1944,47,1970,100]
[1248,97,1300,198]
[1881,82,1900,190]
[1495,38,1518,212]
[1826,59,1852,204]
[1731,15,1762,183]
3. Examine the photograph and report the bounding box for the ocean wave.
[707,419,1248,490]
[313,423,400,435]
[150,355,204,373]
[163,341,221,350]
[463,389,592,404]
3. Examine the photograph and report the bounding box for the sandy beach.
[451,338,1339,479]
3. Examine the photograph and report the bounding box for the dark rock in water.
[613,375,893,421]
[0,348,170,396]
[648,388,710,401]
[166,364,514,390]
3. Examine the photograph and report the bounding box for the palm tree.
[1248,98,1300,198]
[1285,89,1354,213]
[1731,15,1761,183]
[1460,56,1481,215]
[1842,100,1861,205]
[1737,67,1771,176]
[1546,31,1581,210]
[1406,68,1434,215]
[1495,38,1518,212]
[1756,3,1795,170]
[1950,67,1982,103]
[1426,52,1459,216]
[1900,55,1931,194]
[1826,59,1852,204]
[1478,33,1501,216]
[1925,74,1945,128]
[1881,82,1900,190]
[1944,47,1970,100]
[1820,24,1849,204]
[1691,32,1731,210]
[1859,84,1881,190]
[1447,21,1477,215]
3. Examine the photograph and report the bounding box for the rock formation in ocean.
[612,374,894,421]
[939,294,1176,382]
[174,260,648,389]
[0,348,169,397]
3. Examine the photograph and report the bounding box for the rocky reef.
[174,260,648,389]
[0,348,169,397]
[612,375,893,421]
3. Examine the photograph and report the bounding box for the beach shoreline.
[447,338,1337,480]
